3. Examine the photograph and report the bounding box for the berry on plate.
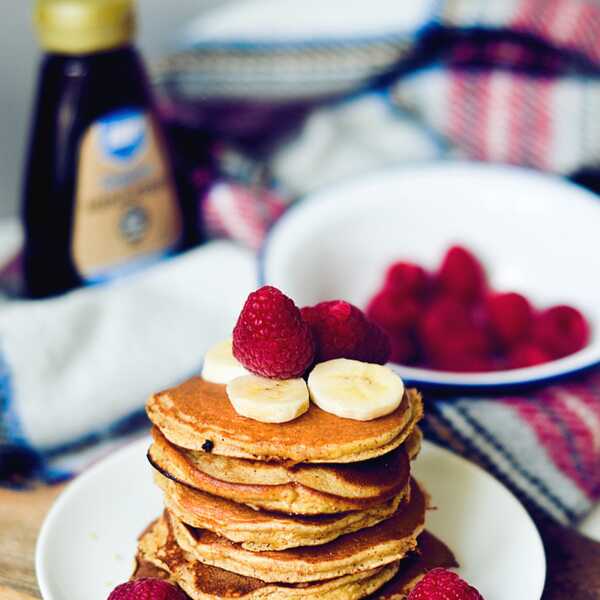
[437,246,485,302]
[107,578,187,600]
[508,343,553,368]
[408,568,484,599]
[486,292,533,348]
[301,300,390,364]
[533,305,590,359]
[419,298,491,364]
[432,353,496,373]
[389,334,417,364]
[384,261,429,298]
[233,286,315,379]
[366,291,421,333]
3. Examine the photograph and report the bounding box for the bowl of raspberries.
[261,162,600,389]
[366,245,589,375]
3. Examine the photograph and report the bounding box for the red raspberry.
[301,300,390,364]
[508,343,553,368]
[389,334,417,364]
[384,261,429,298]
[533,305,590,359]
[486,292,533,347]
[419,299,492,365]
[432,353,496,372]
[364,319,392,364]
[366,291,421,333]
[408,568,484,599]
[233,286,315,378]
[437,246,485,302]
[108,578,187,600]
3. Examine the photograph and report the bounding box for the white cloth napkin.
[0,235,255,475]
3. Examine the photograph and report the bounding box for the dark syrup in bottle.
[23,0,196,298]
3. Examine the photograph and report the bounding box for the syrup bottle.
[22,0,193,298]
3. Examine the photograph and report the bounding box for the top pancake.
[147,377,423,463]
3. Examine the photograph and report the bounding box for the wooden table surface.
[2,484,600,599]
[0,485,65,600]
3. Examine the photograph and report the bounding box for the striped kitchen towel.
[153,0,600,525]
[423,375,600,524]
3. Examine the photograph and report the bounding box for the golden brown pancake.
[370,531,458,599]
[154,471,412,552]
[146,377,423,463]
[404,427,422,461]
[135,516,400,600]
[132,531,457,600]
[148,427,414,514]
[168,481,426,583]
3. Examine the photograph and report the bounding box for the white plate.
[36,437,545,600]
[260,162,600,389]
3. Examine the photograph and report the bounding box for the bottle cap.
[35,0,135,55]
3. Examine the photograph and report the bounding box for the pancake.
[148,427,415,514]
[370,531,458,599]
[168,481,426,583]
[132,531,457,600]
[135,516,400,600]
[404,426,422,461]
[146,377,423,463]
[155,471,412,551]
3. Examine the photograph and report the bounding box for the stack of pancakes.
[133,376,457,599]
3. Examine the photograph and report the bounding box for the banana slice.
[226,375,310,423]
[307,358,404,421]
[202,340,249,384]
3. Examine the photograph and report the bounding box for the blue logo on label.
[99,109,147,162]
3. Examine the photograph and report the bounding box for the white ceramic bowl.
[260,162,600,390]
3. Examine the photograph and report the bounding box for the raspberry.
[508,343,553,368]
[419,299,492,364]
[366,291,421,333]
[367,246,594,373]
[108,578,187,600]
[364,320,392,364]
[301,300,390,364]
[432,353,496,372]
[389,334,417,364]
[233,286,315,378]
[384,262,429,298]
[408,568,484,599]
[533,305,589,358]
[486,292,533,347]
[437,246,485,302]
